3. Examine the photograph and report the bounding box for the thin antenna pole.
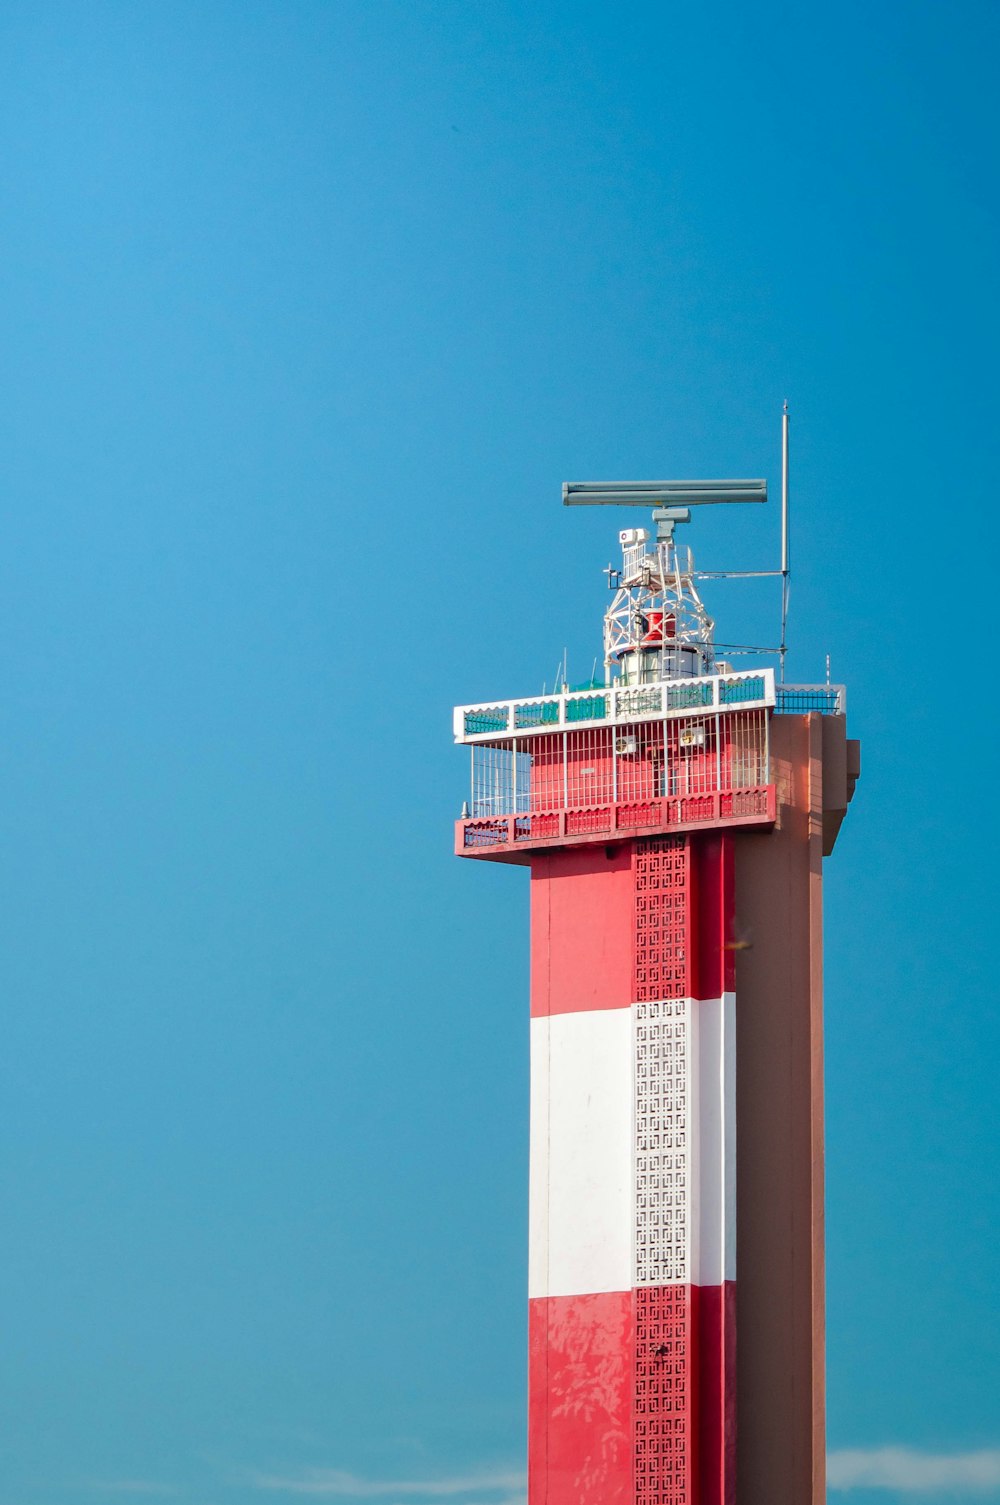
[780,401,790,682]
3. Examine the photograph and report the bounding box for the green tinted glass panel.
[566,695,608,722]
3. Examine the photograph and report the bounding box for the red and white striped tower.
[454,466,859,1505]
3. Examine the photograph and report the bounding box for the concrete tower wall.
[524,713,858,1505]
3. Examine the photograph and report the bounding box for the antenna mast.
[780,403,790,682]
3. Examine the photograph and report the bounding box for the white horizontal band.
[529,1007,634,1298]
[529,996,735,1299]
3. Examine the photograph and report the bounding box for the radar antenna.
[563,414,791,686]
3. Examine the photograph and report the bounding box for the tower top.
[562,407,793,685]
[564,476,773,686]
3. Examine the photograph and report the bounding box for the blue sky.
[0,2,997,1502]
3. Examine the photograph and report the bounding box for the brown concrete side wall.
[734,713,830,1505]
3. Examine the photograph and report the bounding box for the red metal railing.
[457,784,775,855]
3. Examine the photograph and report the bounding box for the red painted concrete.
[634,1282,696,1504]
[692,832,736,998]
[529,1289,634,1505]
[529,845,635,1017]
[530,1283,736,1505]
[529,834,736,1013]
[698,1281,737,1505]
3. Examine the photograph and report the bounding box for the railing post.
[715,711,722,795]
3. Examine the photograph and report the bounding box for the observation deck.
[453,669,847,862]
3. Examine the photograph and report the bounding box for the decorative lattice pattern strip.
[635,997,690,1286]
[634,836,690,1001]
[633,835,693,1504]
[635,1284,692,1505]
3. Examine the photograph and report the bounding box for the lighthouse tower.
[453,463,859,1505]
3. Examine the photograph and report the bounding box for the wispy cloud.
[254,1449,1000,1501]
[829,1448,1000,1492]
[248,1467,525,1500]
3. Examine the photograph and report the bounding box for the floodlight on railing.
[562,479,768,507]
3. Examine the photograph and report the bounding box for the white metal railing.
[455,668,775,744]
[774,683,846,715]
[467,709,769,818]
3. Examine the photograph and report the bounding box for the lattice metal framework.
[605,537,715,685]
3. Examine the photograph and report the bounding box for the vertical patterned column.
[634,839,694,1505]
[633,834,736,1505]
[634,997,694,1505]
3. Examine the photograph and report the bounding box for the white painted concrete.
[529,1007,633,1299]
[528,993,736,1299]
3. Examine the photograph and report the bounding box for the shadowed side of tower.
[734,712,857,1505]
